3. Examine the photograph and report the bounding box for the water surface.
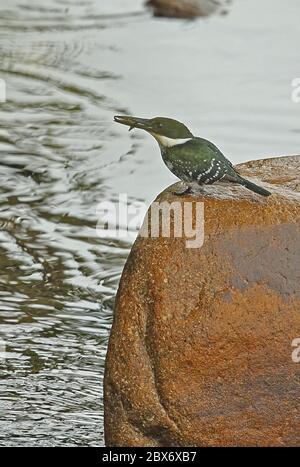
[0,0,299,446]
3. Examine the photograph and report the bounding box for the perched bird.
[114,115,271,197]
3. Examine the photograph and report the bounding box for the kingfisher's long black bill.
[114,115,152,132]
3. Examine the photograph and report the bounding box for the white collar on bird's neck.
[151,133,193,148]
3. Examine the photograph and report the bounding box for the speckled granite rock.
[104,156,300,447]
[147,0,230,18]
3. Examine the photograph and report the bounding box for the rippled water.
[0,0,299,446]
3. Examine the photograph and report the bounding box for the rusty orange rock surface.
[104,156,300,447]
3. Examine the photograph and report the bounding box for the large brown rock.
[104,156,300,447]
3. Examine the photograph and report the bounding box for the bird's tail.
[238,176,271,197]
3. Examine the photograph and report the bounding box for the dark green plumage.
[162,137,232,184]
[114,115,271,197]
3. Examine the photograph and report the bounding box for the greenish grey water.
[0,0,299,446]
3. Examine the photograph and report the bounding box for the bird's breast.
[162,153,197,182]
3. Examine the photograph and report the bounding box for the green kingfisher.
[114,115,271,197]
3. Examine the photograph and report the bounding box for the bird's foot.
[172,184,192,196]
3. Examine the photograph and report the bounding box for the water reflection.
[0,0,140,446]
[0,0,299,447]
